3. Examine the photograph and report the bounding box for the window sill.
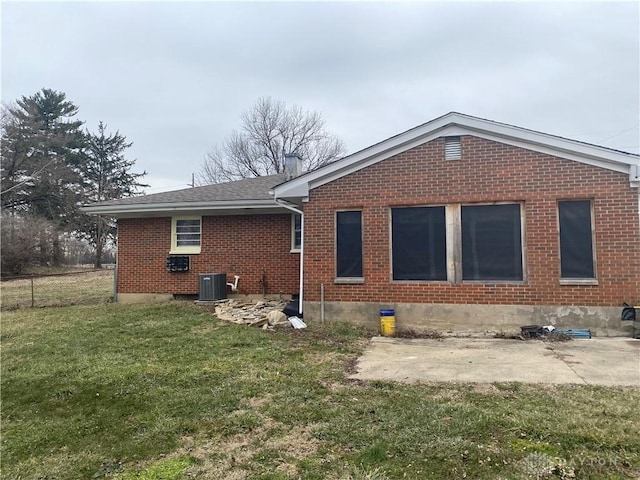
[290,249,301,254]
[559,279,599,286]
[334,277,364,284]
[169,248,201,255]
[392,280,450,284]
[461,280,527,285]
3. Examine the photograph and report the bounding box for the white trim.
[272,112,640,200]
[82,199,286,216]
[275,200,304,315]
[170,216,202,254]
[290,213,302,252]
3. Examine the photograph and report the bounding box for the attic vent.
[445,136,462,160]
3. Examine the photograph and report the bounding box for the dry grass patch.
[1,269,113,309]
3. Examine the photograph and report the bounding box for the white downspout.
[275,199,304,315]
[114,223,118,302]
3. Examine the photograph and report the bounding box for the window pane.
[177,239,200,246]
[176,225,200,233]
[559,200,594,278]
[175,218,201,247]
[392,207,446,280]
[177,220,200,228]
[336,211,363,278]
[461,204,523,281]
[293,214,302,249]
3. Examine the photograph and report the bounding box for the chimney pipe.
[284,153,303,180]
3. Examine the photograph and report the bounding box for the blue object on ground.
[556,329,591,339]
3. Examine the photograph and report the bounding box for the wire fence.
[1,268,115,310]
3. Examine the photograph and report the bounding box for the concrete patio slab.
[351,337,640,386]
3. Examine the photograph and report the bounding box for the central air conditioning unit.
[199,273,227,301]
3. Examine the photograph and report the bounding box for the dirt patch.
[343,355,361,376]
[175,407,323,478]
[395,328,444,340]
[243,395,273,410]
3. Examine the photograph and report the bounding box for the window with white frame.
[171,217,201,254]
[291,213,302,252]
[558,200,595,280]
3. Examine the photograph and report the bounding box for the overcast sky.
[2,1,639,192]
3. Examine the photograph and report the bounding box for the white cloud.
[2,1,638,191]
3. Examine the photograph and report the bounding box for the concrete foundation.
[304,301,635,337]
[117,292,292,304]
[228,293,292,301]
[117,293,174,304]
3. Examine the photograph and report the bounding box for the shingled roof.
[82,174,289,217]
[94,174,286,206]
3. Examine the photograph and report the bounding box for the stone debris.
[213,299,289,329]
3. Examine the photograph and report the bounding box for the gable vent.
[445,136,462,160]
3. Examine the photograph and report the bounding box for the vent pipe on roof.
[284,153,303,180]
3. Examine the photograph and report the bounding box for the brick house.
[84,113,640,335]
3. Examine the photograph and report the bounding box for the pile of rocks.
[213,299,289,329]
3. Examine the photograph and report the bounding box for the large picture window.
[558,200,595,279]
[461,204,523,281]
[171,217,201,254]
[391,206,447,280]
[336,210,363,278]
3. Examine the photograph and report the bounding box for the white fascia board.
[81,200,284,216]
[453,118,638,169]
[272,112,640,198]
[271,182,310,200]
[273,121,452,198]
[454,127,633,175]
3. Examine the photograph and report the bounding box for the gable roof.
[83,174,288,217]
[84,112,640,217]
[272,112,640,201]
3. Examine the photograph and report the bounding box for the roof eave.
[81,199,286,217]
[272,112,640,199]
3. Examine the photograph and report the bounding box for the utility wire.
[598,124,640,143]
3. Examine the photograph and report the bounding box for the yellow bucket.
[380,309,395,337]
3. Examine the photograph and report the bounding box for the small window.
[392,206,447,280]
[558,200,595,279]
[171,217,201,254]
[336,210,363,278]
[291,213,302,251]
[461,204,523,281]
[445,136,462,160]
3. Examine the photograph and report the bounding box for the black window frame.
[461,203,524,282]
[335,210,363,279]
[391,206,447,281]
[558,199,596,281]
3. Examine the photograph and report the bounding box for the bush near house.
[2,303,639,479]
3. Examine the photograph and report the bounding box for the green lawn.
[1,303,639,479]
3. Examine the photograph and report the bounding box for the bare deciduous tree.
[197,97,346,184]
[0,211,58,275]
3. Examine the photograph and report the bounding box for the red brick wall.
[303,135,640,306]
[117,214,300,296]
